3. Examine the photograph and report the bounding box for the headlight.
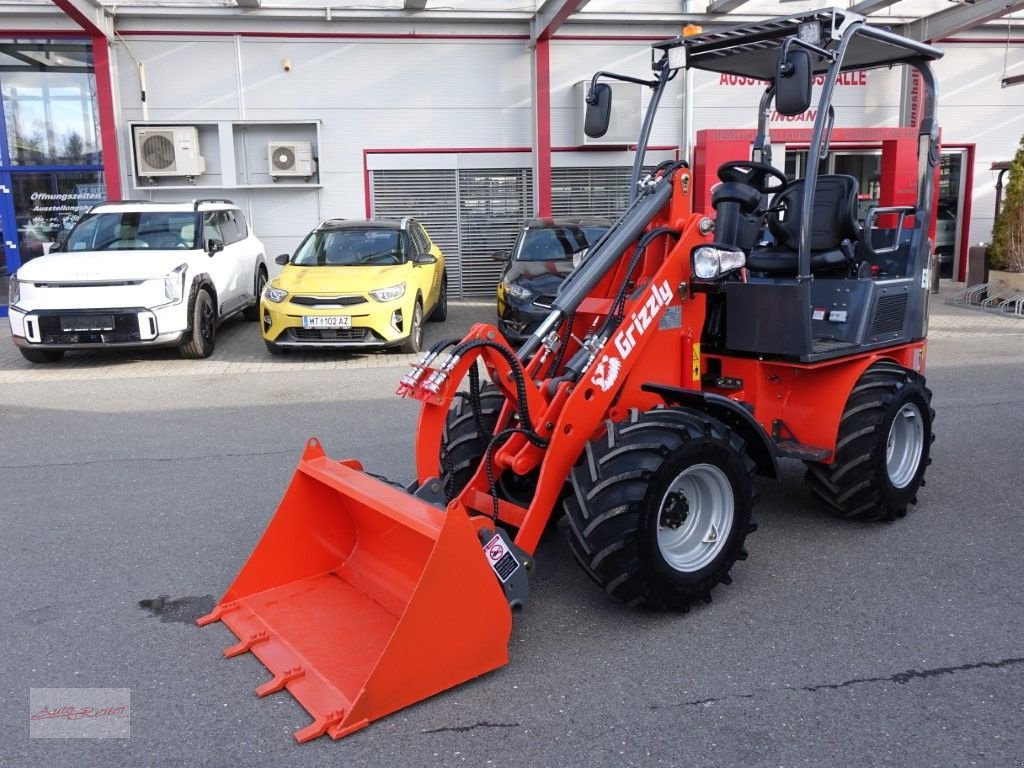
[8,274,20,305]
[163,263,188,302]
[503,279,533,301]
[370,283,406,302]
[264,284,289,303]
[692,245,746,280]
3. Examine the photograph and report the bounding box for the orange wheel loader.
[199,8,939,742]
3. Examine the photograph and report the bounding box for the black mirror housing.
[584,82,613,139]
[275,253,290,265]
[775,48,813,116]
[491,249,510,262]
[414,252,437,265]
[207,237,224,256]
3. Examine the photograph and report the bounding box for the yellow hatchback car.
[261,217,447,354]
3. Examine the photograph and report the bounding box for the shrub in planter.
[989,134,1024,274]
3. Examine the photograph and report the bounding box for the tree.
[989,133,1024,272]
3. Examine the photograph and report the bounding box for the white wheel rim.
[886,402,924,489]
[656,463,734,572]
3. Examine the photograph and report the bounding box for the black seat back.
[748,174,860,275]
[768,174,859,250]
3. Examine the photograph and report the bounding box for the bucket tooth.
[224,631,269,658]
[256,666,305,698]
[195,601,239,627]
[294,709,346,744]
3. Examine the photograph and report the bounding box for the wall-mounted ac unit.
[133,126,205,178]
[268,140,317,181]
[573,80,642,147]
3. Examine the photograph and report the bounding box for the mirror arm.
[778,37,835,73]
[587,69,659,102]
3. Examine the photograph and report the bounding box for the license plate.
[303,315,351,330]
[61,314,114,332]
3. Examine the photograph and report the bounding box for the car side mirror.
[275,253,290,266]
[584,82,612,139]
[414,252,437,265]
[491,249,511,262]
[206,237,224,256]
[49,230,70,253]
[775,48,812,116]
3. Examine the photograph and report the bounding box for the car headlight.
[264,283,289,303]
[503,279,533,301]
[8,274,20,305]
[163,263,188,302]
[370,283,406,302]
[692,245,746,280]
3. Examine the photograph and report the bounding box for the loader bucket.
[198,438,513,743]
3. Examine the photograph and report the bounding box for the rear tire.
[804,360,934,522]
[242,268,267,322]
[180,289,216,359]
[563,407,757,610]
[20,348,64,364]
[429,272,448,322]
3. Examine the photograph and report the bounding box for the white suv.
[8,199,267,363]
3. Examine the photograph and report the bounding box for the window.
[233,211,249,240]
[217,211,242,244]
[203,212,224,244]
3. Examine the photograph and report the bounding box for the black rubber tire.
[429,272,448,322]
[440,384,505,499]
[20,348,65,364]
[179,289,216,359]
[401,300,424,353]
[242,268,267,322]
[804,360,934,522]
[563,407,757,610]
[263,338,286,356]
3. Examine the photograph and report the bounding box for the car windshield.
[514,225,608,262]
[292,228,403,266]
[65,212,201,252]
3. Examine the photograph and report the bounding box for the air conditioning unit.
[268,140,317,181]
[573,80,642,147]
[133,126,205,178]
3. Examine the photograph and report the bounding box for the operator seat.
[747,174,861,275]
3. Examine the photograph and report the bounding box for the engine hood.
[15,250,192,283]
[275,263,412,294]
[503,259,573,293]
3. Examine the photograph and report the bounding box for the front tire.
[429,272,448,322]
[180,289,216,359]
[20,348,65,364]
[804,360,934,522]
[563,407,757,610]
[242,268,267,322]
[401,300,424,353]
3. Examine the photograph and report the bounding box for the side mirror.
[491,249,511,262]
[584,82,612,139]
[49,231,70,253]
[206,237,224,256]
[775,48,812,116]
[414,252,437,265]
[275,253,290,266]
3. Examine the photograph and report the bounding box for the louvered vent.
[551,166,650,219]
[870,293,908,336]
[371,166,534,297]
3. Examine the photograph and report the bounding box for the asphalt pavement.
[1,286,1022,768]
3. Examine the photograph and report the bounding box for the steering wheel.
[717,161,789,195]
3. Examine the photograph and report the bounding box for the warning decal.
[691,342,701,382]
[484,533,520,583]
